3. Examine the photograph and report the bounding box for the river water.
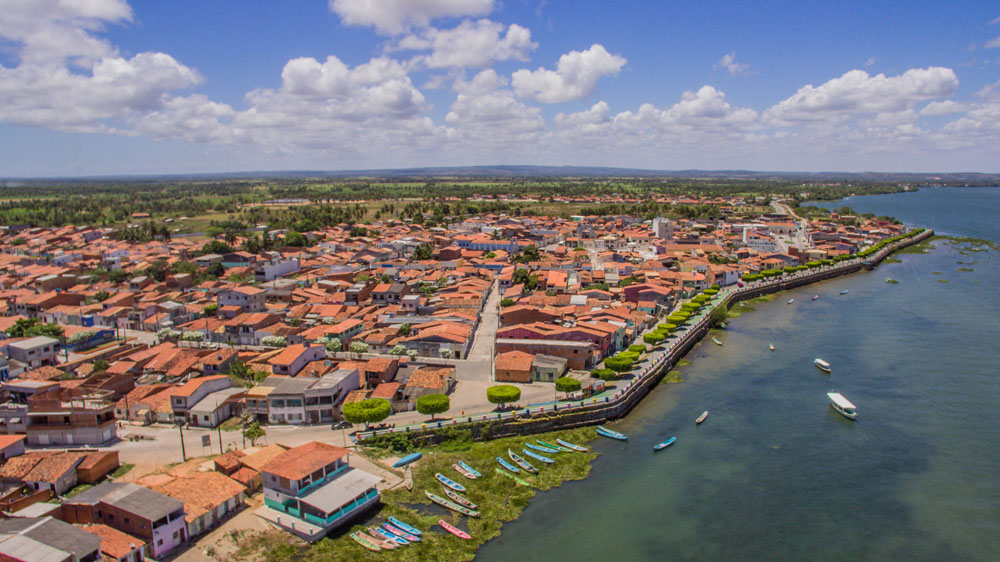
[476,187,1000,561]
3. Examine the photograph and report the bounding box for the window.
[173,530,179,540]
[124,517,130,525]
[157,539,163,546]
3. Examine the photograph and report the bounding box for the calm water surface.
[476,187,1000,561]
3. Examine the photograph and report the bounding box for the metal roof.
[300,468,381,514]
[827,392,856,410]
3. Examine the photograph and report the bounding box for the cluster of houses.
[0,196,905,555]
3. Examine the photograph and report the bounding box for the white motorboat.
[814,358,831,372]
[827,392,857,420]
[769,343,775,351]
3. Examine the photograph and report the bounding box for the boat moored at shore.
[596,425,628,441]
[827,392,858,420]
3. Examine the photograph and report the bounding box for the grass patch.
[661,371,685,384]
[883,257,902,263]
[286,427,599,562]
[894,237,940,255]
[220,417,243,431]
[111,464,134,479]
[65,484,94,498]
[675,359,692,368]
[230,529,302,562]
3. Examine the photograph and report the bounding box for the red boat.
[439,519,471,540]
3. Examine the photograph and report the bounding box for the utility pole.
[217,424,223,454]
[178,423,187,462]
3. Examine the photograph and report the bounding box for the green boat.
[425,490,480,517]
[536,439,572,453]
[494,467,532,487]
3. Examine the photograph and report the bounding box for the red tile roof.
[259,441,349,481]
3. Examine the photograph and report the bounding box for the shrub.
[486,385,521,407]
[416,394,450,419]
[643,332,663,345]
[261,335,287,347]
[67,330,96,344]
[628,344,646,353]
[617,351,640,362]
[180,331,205,342]
[342,398,391,427]
[604,356,634,373]
[555,377,582,396]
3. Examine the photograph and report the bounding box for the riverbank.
[232,426,598,562]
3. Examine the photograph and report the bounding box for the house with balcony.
[61,481,187,560]
[265,368,359,425]
[26,388,117,446]
[255,441,381,542]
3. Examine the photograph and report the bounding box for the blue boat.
[388,516,422,537]
[435,472,466,493]
[525,442,560,454]
[496,456,520,473]
[556,439,589,452]
[457,460,481,478]
[653,436,676,451]
[375,527,408,545]
[596,425,628,441]
[522,448,554,464]
[392,452,422,468]
[383,522,421,542]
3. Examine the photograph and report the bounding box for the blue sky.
[1,0,999,176]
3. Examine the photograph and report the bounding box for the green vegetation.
[243,420,267,445]
[342,399,392,428]
[65,484,95,498]
[957,267,975,272]
[883,258,902,263]
[604,356,634,373]
[486,385,521,408]
[555,376,581,397]
[589,368,617,381]
[416,394,451,420]
[6,318,63,339]
[296,427,599,562]
[110,464,135,479]
[709,307,729,328]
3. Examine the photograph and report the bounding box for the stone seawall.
[358,228,934,445]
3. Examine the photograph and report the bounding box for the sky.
[1,0,999,177]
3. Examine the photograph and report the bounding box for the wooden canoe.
[435,472,467,492]
[536,439,572,452]
[457,460,482,478]
[508,449,539,473]
[525,442,560,454]
[556,439,589,452]
[494,467,532,487]
[351,531,382,552]
[383,522,420,542]
[368,527,402,548]
[425,490,480,517]
[444,487,478,509]
[388,516,422,537]
[522,448,554,464]
[496,456,520,473]
[439,519,472,540]
[596,425,628,441]
[695,410,708,424]
[453,463,477,480]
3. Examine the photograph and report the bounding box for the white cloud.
[865,57,876,67]
[991,15,1000,25]
[445,69,544,142]
[985,36,1000,49]
[713,52,750,75]
[0,2,201,133]
[919,100,966,116]
[512,44,626,103]
[395,19,536,68]
[329,0,494,35]
[763,67,959,126]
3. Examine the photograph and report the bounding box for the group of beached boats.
[494,438,589,484]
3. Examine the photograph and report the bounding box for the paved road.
[772,201,811,250]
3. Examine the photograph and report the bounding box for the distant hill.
[4,165,1000,184]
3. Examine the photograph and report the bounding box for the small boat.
[740,301,746,307]
[496,456,520,473]
[596,425,628,441]
[370,527,403,547]
[457,460,481,478]
[712,337,723,346]
[827,392,858,420]
[435,472,466,493]
[392,452,422,468]
[556,439,589,452]
[769,343,775,351]
[787,298,795,304]
[653,436,676,451]
[508,449,539,473]
[388,516,422,537]
[525,442,560,454]
[444,488,478,509]
[383,522,420,542]
[425,490,480,517]
[439,519,472,540]
[814,358,832,373]
[840,290,849,295]
[522,448,554,464]
[351,531,382,552]
[695,410,708,424]
[811,295,819,300]
[494,467,532,487]
[719,322,727,329]
[537,439,572,452]
[453,463,477,480]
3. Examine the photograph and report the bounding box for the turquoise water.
[476,187,1000,561]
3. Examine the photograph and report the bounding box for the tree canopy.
[555,377,581,396]
[486,385,521,407]
[342,398,391,428]
[416,394,450,419]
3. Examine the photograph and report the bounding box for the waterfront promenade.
[356,228,933,443]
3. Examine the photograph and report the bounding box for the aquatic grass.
[293,427,598,562]
[931,271,942,275]
[938,279,950,283]
[956,267,974,272]
[883,258,902,263]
